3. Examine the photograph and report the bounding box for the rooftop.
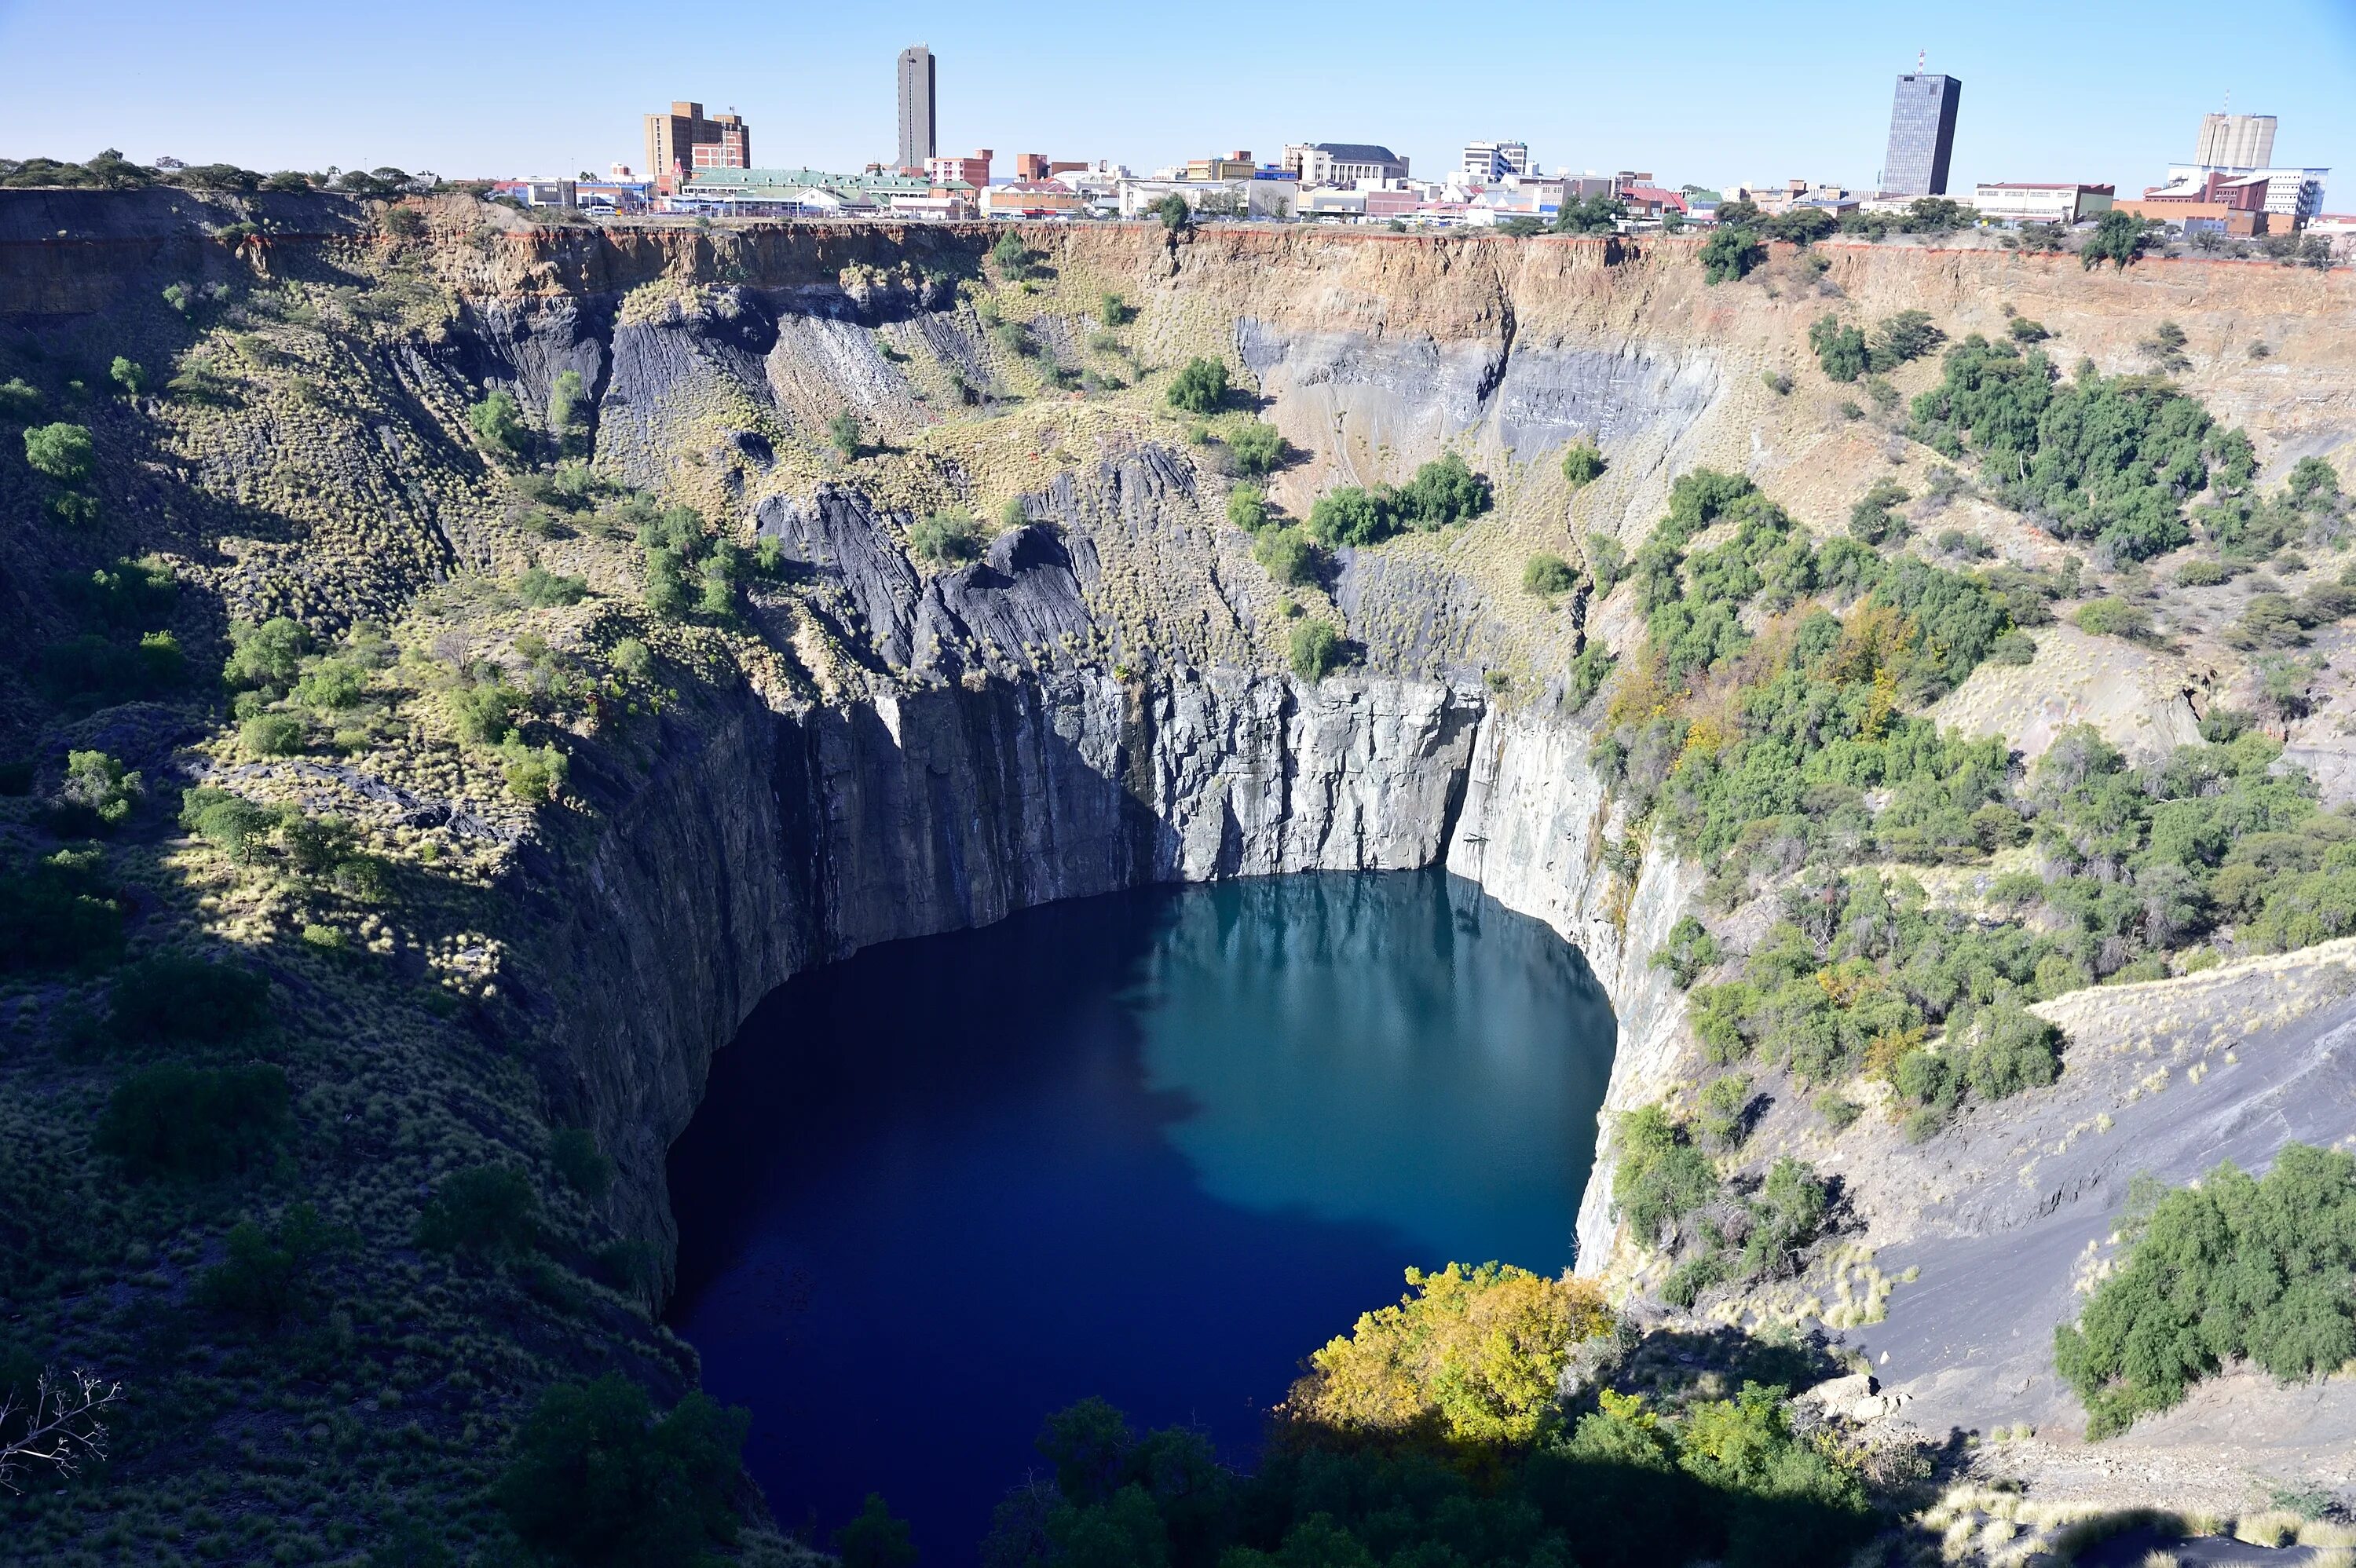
[1311,143,1402,164]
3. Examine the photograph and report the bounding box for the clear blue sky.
[2,0,2351,198]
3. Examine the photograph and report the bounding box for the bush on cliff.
[495,1374,749,1568]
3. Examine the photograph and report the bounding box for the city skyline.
[1,0,2351,199]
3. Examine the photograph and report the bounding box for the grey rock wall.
[532,660,1681,1292]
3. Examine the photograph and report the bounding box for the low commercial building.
[1969,182,2114,225]
[1186,151,1258,181]
[924,149,993,188]
[2144,165,2327,227]
[1119,175,1297,220]
[981,180,1083,218]
[2112,197,2268,237]
[1282,143,1410,187]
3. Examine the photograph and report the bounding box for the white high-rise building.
[896,45,937,172]
[1461,141,1531,185]
[2196,112,2277,170]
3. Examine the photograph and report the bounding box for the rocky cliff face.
[532,657,1685,1284]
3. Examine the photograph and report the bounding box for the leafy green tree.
[1254,528,1318,588]
[1612,1104,1720,1245]
[55,749,142,829]
[467,389,529,455]
[546,368,587,446]
[1151,193,1191,233]
[1699,226,1763,284]
[1289,620,1344,681]
[1807,316,1868,382]
[0,376,43,418]
[23,421,94,485]
[1227,484,1268,532]
[1166,357,1229,415]
[1847,480,1911,544]
[837,1494,919,1568]
[1522,552,1577,597]
[1765,207,1835,245]
[0,848,126,971]
[1901,197,1974,235]
[550,1128,613,1200]
[1099,291,1129,327]
[223,616,310,696]
[495,1375,748,1568]
[2056,1144,2356,1435]
[199,1203,347,1329]
[1554,193,1626,234]
[2080,207,2155,270]
[1867,309,1944,371]
[180,786,272,863]
[97,1062,291,1179]
[1227,420,1285,476]
[516,566,587,607]
[1560,439,1605,487]
[416,1165,539,1256]
[109,954,269,1044]
[643,546,689,617]
[911,506,986,565]
[108,356,148,395]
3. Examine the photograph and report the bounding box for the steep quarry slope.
[5,189,2356,1555]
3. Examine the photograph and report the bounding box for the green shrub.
[0,850,124,970]
[1989,630,2037,665]
[181,786,272,862]
[108,356,149,395]
[1560,440,1606,488]
[110,954,270,1044]
[240,712,305,755]
[1762,370,1793,397]
[1612,1104,1720,1245]
[643,545,689,617]
[1586,532,1628,595]
[1253,527,1318,588]
[293,659,366,710]
[836,1494,918,1568]
[223,616,310,696]
[501,738,568,802]
[2057,1143,2356,1436]
[54,749,142,829]
[1523,552,1578,597]
[547,368,586,443]
[910,506,986,566]
[1847,480,1911,544]
[0,376,42,418]
[2075,597,2152,640]
[1288,620,1344,681]
[1813,1090,1862,1131]
[1651,915,1720,988]
[1699,226,1764,284]
[37,632,180,702]
[550,1128,613,1200]
[1227,420,1286,476]
[96,1062,291,1179]
[416,1165,540,1256]
[1227,483,1268,532]
[517,567,588,607]
[1305,453,1493,547]
[449,681,518,745]
[1808,316,1869,382]
[611,637,653,678]
[467,389,529,455]
[23,421,94,485]
[1165,357,1229,415]
[198,1203,346,1329]
[495,1375,748,1568]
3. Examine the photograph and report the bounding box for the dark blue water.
[665,870,1615,1560]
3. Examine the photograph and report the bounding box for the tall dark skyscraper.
[1882,71,1962,196]
[897,45,936,172]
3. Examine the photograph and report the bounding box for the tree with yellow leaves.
[1282,1262,1614,1449]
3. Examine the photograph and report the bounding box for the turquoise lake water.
[667,869,1616,1559]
